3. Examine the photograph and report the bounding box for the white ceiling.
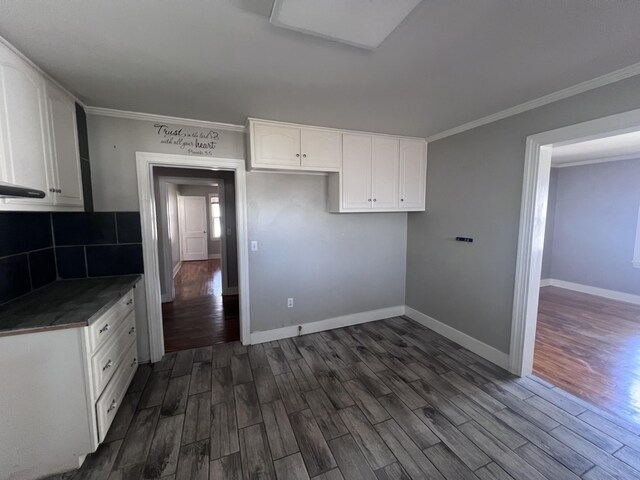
[1,1,640,137]
[552,130,640,167]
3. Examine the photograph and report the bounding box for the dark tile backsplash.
[52,212,118,246]
[0,211,144,304]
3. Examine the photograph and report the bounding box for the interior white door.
[371,136,399,209]
[399,139,426,209]
[300,127,342,170]
[253,123,301,166]
[178,196,208,261]
[342,134,372,209]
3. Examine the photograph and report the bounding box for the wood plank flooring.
[534,286,640,422]
[162,260,239,352]
[52,316,640,480]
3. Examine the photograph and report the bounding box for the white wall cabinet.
[249,118,342,172]
[0,41,83,211]
[399,139,427,209]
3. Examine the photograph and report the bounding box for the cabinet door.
[300,127,342,170]
[399,139,426,209]
[371,136,399,210]
[342,134,372,209]
[0,44,53,205]
[252,122,301,167]
[47,83,83,206]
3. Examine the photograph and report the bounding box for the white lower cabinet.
[0,285,138,480]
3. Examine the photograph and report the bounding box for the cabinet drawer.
[96,340,138,443]
[87,289,134,353]
[90,311,136,397]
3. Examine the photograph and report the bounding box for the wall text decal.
[153,124,219,156]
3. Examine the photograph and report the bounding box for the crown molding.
[84,107,246,133]
[427,62,640,143]
[552,152,640,168]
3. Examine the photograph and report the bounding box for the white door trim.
[510,107,640,376]
[136,152,251,362]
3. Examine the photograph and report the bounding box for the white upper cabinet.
[371,137,399,210]
[399,139,427,210]
[47,82,83,207]
[249,118,426,213]
[252,122,301,167]
[248,118,342,172]
[342,134,372,209]
[0,41,83,211]
[300,127,342,170]
[0,43,53,206]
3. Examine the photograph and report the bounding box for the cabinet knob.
[103,359,112,371]
[295,153,300,157]
[302,154,307,158]
[400,198,404,202]
[49,188,56,193]
[99,323,110,334]
[367,199,372,202]
[56,189,62,193]
[373,199,377,202]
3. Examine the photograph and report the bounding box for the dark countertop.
[0,275,141,337]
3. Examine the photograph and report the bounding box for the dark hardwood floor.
[51,316,640,480]
[534,286,640,423]
[162,259,239,352]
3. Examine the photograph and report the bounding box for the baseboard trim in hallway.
[404,306,511,370]
[540,278,640,305]
[249,305,406,344]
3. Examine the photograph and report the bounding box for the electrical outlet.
[251,240,258,251]
[287,298,294,308]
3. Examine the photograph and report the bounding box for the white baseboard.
[161,293,172,303]
[208,253,221,259]
[404,306,511,371]
[249,305,406,344]
[172,262,182,278]
[542,278,640,306]
[539,278,552,287]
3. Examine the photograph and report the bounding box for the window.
[210,194,221,239]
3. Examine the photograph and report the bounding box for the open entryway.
[511,108,640,423]
[136,153,250,363]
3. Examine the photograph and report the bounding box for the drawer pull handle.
[103,359,113,371]
[128,326,135,335]
[107,399,117,413]
[99,324,110,334]
[131,357,137,367]
[126,299,133,306]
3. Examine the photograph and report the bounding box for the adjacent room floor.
[534,286,640,423]
[59,316,640,480]
[162,259,239,352]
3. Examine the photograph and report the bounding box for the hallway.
[162,259,239,352]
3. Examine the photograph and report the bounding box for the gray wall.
[168,184,181,271]
[406,74,640,355]
[541,168,558,279]
[87,115,407,334]
[247,172,406,332]
[178,184,221,256]
[542,159,640,295]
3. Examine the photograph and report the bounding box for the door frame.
[136,152,251,362]
[510,107,640,376]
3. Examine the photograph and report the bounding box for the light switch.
[251,240,259,251]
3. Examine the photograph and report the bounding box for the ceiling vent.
[270,0,423,50]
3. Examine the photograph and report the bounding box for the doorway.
[157,175,240,351]
[511,108,640,420]
[136,152,250,362]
